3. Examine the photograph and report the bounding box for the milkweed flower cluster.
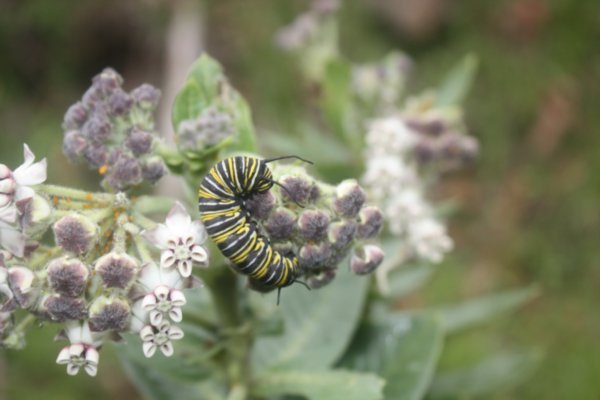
[245,164,384,289]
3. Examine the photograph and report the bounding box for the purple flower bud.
[333,179,366,217]
[84,145,110,167]
[82,114,111,144]
[82,86,103,108]
[108,89,133,116]
[405,117,446,136]
[63,130,88,159]
[131,84,161,110]
[126,128,153,156]
[350,245,384,275]
[63,102,88,130]
[297,210,330,241]
[299,243,332,269]
[280,175,320,205]
[440,133,479,165]
[47,257,89,297]
[357,206,384,239]
[88,296,131,332]
[328,220,357,249]
[245,191,276,221]
[307,269,336,289]
[92,68,123,96]
[94,252,138,289]
[104,153,142,190]
[141,157,167,184]
[44,294,88,322]
[265,208,297,241]
[8,266,39,309]
[53,214,98,256]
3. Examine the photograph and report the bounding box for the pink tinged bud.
[93,68,124,96]
[53,214,98,256]
[44,294,88,322]
[280,175,320,205]
[104,153,142,190]
[108,88,133,115]
[244,191,276,221]
[47,257,89,297]
[94,253,139,289]
[62,102,88,130]
[299,243,332,270]
[350,245,385,275]
[141,157,167,184]
[334,179,366,217]
[83,114,111,144]
[62,131,88,160]
[265,208,297,241]
[307,269,336,289]
[328,220,357,249]
[131,83,161,110]
[126,128,153,156]
[357,206,384,239]
[88,296,131,332]
[8,266,38,308]
[298,210,330,241]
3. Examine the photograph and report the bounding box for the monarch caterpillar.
[198,155,312,300]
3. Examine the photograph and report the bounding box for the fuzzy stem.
[132,195,174,215]
[28,247,63,270]
[131,212,157,230]
[36,184,114,203]
[133,235,153,263]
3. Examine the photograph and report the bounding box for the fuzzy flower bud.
[350,245,385,275]
[141,157,167,184]
[126,128,153,156]
[93,68,123,96]
[94,252,139,290]
[298,242,332,270]
[53,214,98,256]
[306,268,336,289]
[108,89,133,116]
[83,113,111,144]
[356,206,384,239]
[131,83,161,110]
[280,175,320,205]
[104,152,142,190]
[8,266,39,309]
[84,145,110,167]
[62,131,88,160]
[88,296,131,332]
[44,294,88,322]
[265,208,297,241]
[62,102,88,130]
[177,106,234,150]
[333,179,366,217]
[327,220,357,249]
[47,257,89,297]
[17,194,52,235]
[297,210,330,241]
[245,191,276,221]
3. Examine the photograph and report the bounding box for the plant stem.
[37,184,114,203]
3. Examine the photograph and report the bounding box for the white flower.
[385,188,431,236]
[12,144,47,202]
[55,322,102,377]
[0,265,12,306]
[140,322,184,358]
[0,205,25,257]
[143,202,208,277]
[366,117,418,156]
[142,286,186,326]
[407,218,453,263]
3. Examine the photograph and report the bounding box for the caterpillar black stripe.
[198,156,311,299]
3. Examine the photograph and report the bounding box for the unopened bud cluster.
[275,0,340,51]
[62,68,166,191]
[245,165,384,288]
[176,106,234,152]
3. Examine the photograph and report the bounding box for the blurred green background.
[1,0,599,399]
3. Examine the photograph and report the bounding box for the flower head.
[55,322,103,377]
[140,322,184,358]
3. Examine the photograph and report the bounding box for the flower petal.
[168,325,184,340]
[177,260,192,278]
[66,364,81,376]
[169,308,182,322]
[160,342,174,357]
[165,202,191,232]
[142,341,156,358]
[56,347,71,364]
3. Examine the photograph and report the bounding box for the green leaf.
[436,54,478,107]
[340,313,444,400]
[428,349,543,399]
[172,54,257,153]
[437,285,539,334]
[253,370,385,400]
[321,58,355,144]
[252,266,369,371]
[387,264,435,298]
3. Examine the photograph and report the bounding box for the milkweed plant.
[0,1,539,399]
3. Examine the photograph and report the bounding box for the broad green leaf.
[252,266,369,371]
[436,54,478,107]
[321,58,355,144]
[428,349,543,399]
[340,313,444,400]
[388,264,435,298]
[436,286,539,334]
[172,54,257,153]
[253,370,384,400]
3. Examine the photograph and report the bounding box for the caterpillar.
[198,155,311,300]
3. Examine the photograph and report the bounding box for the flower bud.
[53,214,98,256]
[17,194,52,235]
[357,206,384,239]
[298,242,332,270]
[63,130,88,159]
[265,208,297,241]
[44,294,88,322]
[47,257,89,297]
[82,86,103,109]
[131,83,161,110]
[307,269,336,289]
[0,165,16,208]
[440,132,479,166]
[141,157,167,184]
[88,296,131,332]
[82,114,111,144]
[94,252,139,289]
[350,245,384,275]
[334,179,366,217]
[63,102,88,130]
[104,152,142,190]
[8,266,39,309]
[245,191,276,221]
[328,220,357,249]
[297,210,330,241]
[84,145,110,167]
[280,175,320,205]
[92,68,123,96]
[126,128,153,156]
[405,116,446,137]
[108,88,133,116]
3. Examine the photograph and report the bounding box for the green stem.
[131,212,157,230]
[37,184,114,203]
[133,195,174,215]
